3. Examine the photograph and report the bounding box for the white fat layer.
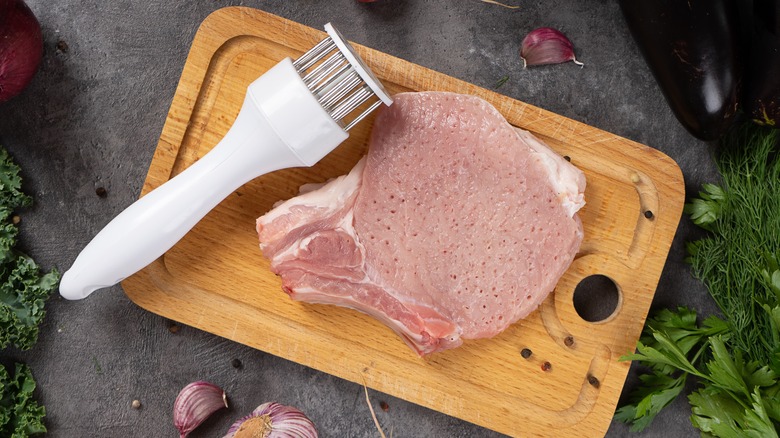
[514,128,586,217]
[260,157,367,225]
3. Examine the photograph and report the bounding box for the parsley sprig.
[617,308,780,436]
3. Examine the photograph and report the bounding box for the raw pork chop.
[256,92,585,355]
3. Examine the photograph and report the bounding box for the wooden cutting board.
[123,7,685,437]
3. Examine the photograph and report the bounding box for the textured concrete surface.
[0,1,721,437]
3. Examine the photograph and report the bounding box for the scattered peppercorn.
[379,401,389,412]
[541,361,552,372]
[231,358,242,369]
[587,374,600,388]
[563,336,575,347]
[520,348,532,359]
[563,155,571,162]
[644,210,654,219]
[131,399,142,409]
[56,39,69,54]
[167,320,181,334]
[95,187,108,198]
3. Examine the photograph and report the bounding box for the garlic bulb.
[520,27,584,68]
[223,402,318,438]
[173,381,228,438]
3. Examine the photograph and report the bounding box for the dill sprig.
[685,125,780,365]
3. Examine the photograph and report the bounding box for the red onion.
[0,0,43,103]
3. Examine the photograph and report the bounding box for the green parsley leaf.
[706,337,750,395]
[615,372,686,432]
[689,386,748,438]
[743,387,778,438]
[684,183,726,231]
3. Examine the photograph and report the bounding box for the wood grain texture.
[122,7,685,437]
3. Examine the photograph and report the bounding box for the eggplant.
[745,0,780,127]
[619,0,742,141]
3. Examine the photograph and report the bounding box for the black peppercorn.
[56,40,69,53]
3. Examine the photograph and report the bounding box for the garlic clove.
[519,27,584,68]
[173,381,229,438]
[223,402,318,438]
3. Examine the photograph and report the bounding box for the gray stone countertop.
[0,1,722,437]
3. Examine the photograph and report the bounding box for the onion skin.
[0,0,43,103]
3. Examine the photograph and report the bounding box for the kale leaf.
[0,147,60,350]
[0,363,46,437]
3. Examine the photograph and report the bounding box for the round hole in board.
[573,275,620,322]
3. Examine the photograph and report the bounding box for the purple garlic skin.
[223,402,318,438]
[520,27,584,68]
[174,381,228,438]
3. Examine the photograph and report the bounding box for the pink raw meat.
[256,92,585,356]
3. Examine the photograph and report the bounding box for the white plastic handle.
[60,59,348,300]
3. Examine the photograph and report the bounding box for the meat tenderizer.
[59,23,392,300]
